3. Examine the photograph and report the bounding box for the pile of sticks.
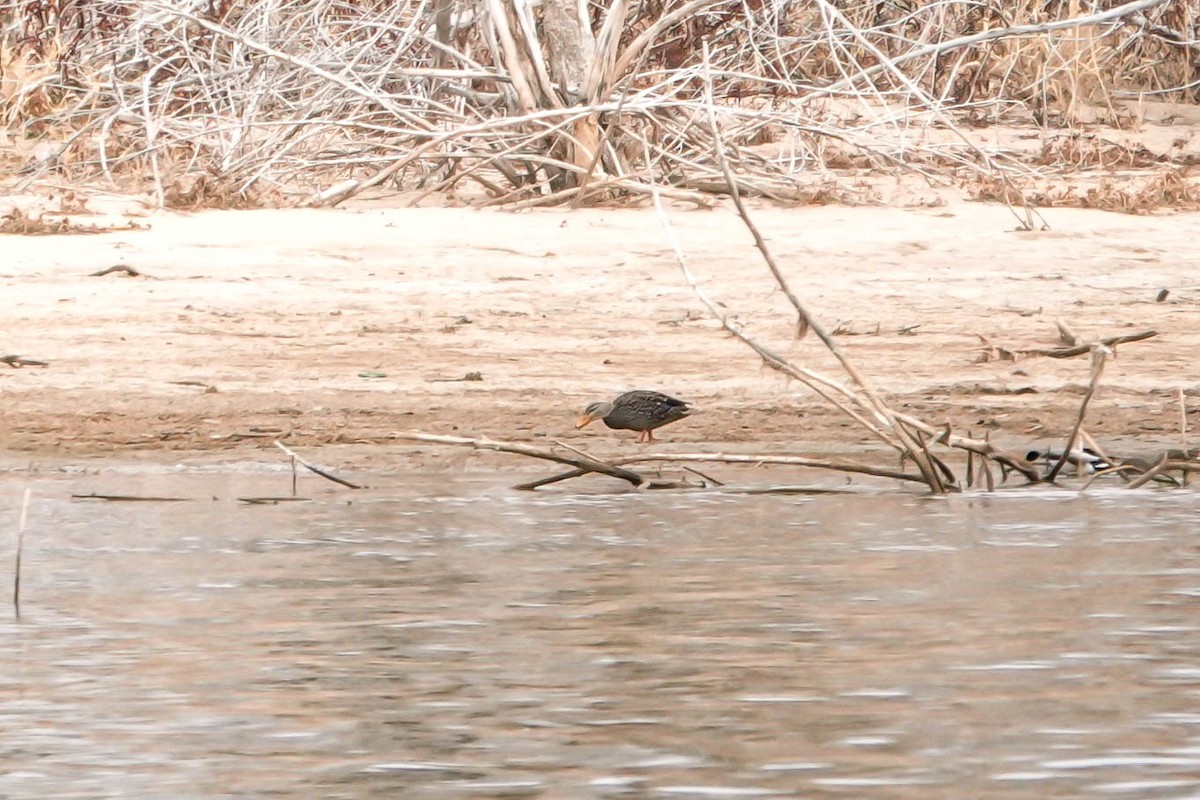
[390,46,1192,495]
[5,0,1194,208]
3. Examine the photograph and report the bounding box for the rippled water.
[1,470,1199,799]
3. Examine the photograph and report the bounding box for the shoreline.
[2,196,1197,469]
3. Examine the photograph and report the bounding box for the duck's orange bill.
[575,415,595,429]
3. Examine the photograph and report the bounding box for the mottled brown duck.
[575,390,692,444]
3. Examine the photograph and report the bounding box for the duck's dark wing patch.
[604,390,693,432]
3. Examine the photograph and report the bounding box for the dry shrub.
[967,169,1200,214]
[0,0,1197,206]
[0,206,145,234]
[1037,134,1173,171]
[161,173,281,211]
[785,180,880,206]
[44,190,88,214]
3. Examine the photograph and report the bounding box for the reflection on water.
[1,472,1199,799]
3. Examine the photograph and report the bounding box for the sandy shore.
[2,192,1198,469]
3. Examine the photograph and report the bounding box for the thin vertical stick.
[291,456,298,497]
[15,488,31,621]
[966,438,976,489]
[1047,345,1110,482]
[983,458,995,492]
[1179,387,1190,488]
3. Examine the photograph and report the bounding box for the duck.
[1025,447,1112,474]
[575,390,692,444]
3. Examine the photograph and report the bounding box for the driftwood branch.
[608,452,924,483]
[1,355,49,368]
[1031,330,1157,359]
[273,441,363,489]
[392,431,646,485]
[89,265,144,277]
[395,429,929,489]
[1123,453,1172,490]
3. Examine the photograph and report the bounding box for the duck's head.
[575,400,612,429]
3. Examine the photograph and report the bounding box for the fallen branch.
[1123,453,1172,490]
[1033,330,1157,359]
[71,493,190,501]
[1,355,49,368]
[978,330,1157,363]
[513,468,593,491]
[391,431,646,485]
[273,441,363,489]
[606,452,926,484]
[89,265,145,277]
[718,485,854,495]
[396,430,929,489]
[238,496,313,504]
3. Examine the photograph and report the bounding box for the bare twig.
[273,441,363,489]
[392,431,646,485]
[89,265,145,278]
[650,188,901,452]
[518,451,928,488]
[1078,463,1144,492]
[238,496,313,504]
[1047,345,1110,482]
[612,452,927,483]
[700,42,809,341]
[14,489,30,621]
[514,468,591,491]
[700,38,944,492]
[682,465,725,487]
[397,429,929,488]
[1124,452,1172,490]
[71,493,191,501]
[1180,387,1191,488]
[1036,330,1157,358]
[1,355,49,368]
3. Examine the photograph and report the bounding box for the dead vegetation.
[968,167,1200,214]
[0,204,145,234]
[0,0,1197,211]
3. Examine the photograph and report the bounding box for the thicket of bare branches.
[1,0,1197,207]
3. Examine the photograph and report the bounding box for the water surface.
[1,471,1198,798]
